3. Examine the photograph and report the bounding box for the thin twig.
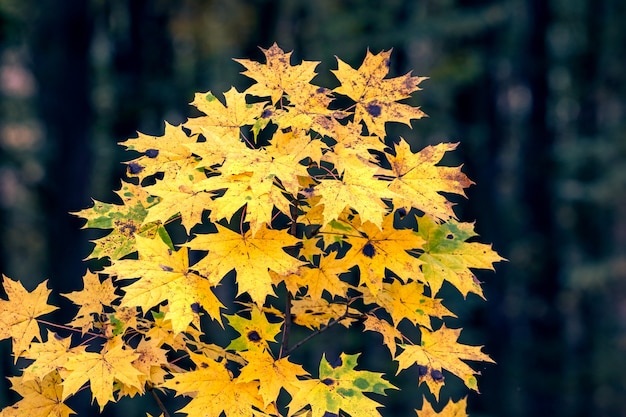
[279,291,292,359]
[148,385,171,417]
[283,309,362,357]
[279,199,299,358]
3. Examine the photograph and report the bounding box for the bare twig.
[148,385,171,417]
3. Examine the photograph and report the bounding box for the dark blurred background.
[1,0,625,416]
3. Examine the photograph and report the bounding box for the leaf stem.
[148,384,171,417]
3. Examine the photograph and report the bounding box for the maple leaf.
[143,308,188,352]
[226,306,283,352]
[185,87,265,140]
[120,122,198,181]
[73,181,163,260]
[298,235,325,263]
[289,353,396,417]
[291,297,359,330]
[395,325,494,398]
[300,251,351,300]
[362,315,403,357]
[163,352,268,417]
[320,119,386,173]
[187,224,303,305]
[118,338,169,397]
[108,306,138,337]
[384,141,474,221]
[362,280,455,330]
[218,136,309,201]
[61,271,117,334]
[340,214,424,295]
[105,235,224,333]
[0,276,58,361]
[237,350,310,407]
[142,169,218,232]
[23,330,85,382]
[61,337,145,410]
[314,163,395,228]
[236,43,321,104]
[272,85,335,131]
[204,172,287,234]
[3,371,74,417]
[416,215,505,297]
[415,396,468,417]
[332,49,427,138]
[270,128,324,168]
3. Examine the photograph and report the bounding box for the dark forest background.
[1,0,625,416]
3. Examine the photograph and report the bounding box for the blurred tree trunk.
[31,1,93,294]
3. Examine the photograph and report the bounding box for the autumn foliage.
[0,44,503,416]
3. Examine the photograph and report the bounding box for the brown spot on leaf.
[366,102,382,117]
[247,330,261,342]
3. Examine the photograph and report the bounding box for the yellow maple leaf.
[236,43,321,105]
[105,235,224,333]
[62,271,118,334]
[185,87,265,140]
[0,276,58,361]
[395,325,494,398]
[269,128,324,172]
[362,315,403,357]
[332,49,427,138]
[187,224,303,305]
[314,163,395,228]
[120,122,198,181]
[142,170,218,232]
[298,235,325,263]
[143,308,188,352]
[300,251,351,300]
[163,352,267,417]
[237,350,309,407]
[272,84,335,131]
[362,280,455,330]
[117,337,169,397]
[3,371,74,417]
[220,140,310,196]
[291,297,359,330]
[340,214,425,295]
[23,330,85,382]
[320,119,386,173]
[415,396,468,417]
[416,215,505,297]
[225,306,283,352]
[61,337,145,410]
[384,141,474,221]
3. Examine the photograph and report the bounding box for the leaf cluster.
[0,44,503,417]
